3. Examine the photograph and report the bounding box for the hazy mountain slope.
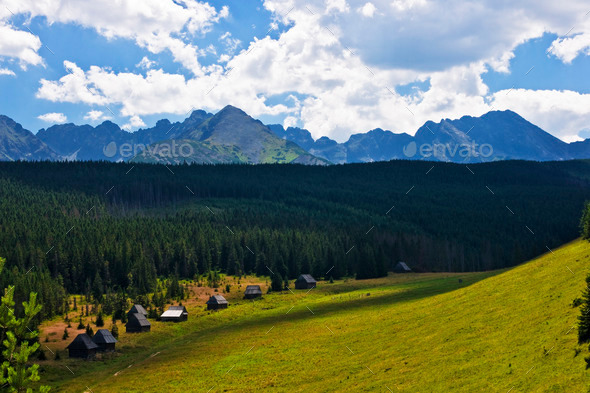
[0,115,59,161]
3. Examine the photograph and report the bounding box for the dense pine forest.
[1,159,590,319]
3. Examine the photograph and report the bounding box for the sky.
[0,0,589,143]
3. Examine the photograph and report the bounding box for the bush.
[37,350,47,361]
[55,351,61,361]
[111,322,119,339]
[225,284,231,293]
[77,316,84,330]
[62,328,69,340]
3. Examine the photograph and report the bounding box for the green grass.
[42,240,590,392]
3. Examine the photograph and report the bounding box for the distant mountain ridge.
[1,106,590,164]
[269,110,589,163]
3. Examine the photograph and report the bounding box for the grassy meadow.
[39,239,590,392]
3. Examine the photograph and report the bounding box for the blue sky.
[0,0,589,142]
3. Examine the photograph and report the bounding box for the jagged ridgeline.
[1,159,590,317]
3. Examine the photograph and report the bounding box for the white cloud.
[358,2,376,17]
[549,32,590,63]
[37,112,67,123]
[32,0,590,143]
[122,115,146,131]
[83,110,111,122]
[1,0,228,75]
[136,57,156,70]
[0,68,15,76]
[490,89,590,142]
[0,23,43,68]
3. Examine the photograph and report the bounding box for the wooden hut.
[244,285,262,299]
[92,329,117,352]
[160,305,188,322]
[295,274,317,290]
[67,333,98,359]
[394,262,412,273]
[206,295,228,310]
[126,312,151,333]
[127,304,148,318]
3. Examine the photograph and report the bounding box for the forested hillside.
[1,159,589,318]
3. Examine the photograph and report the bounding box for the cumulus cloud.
[122,115,146,131]
[0,23,43,69]
[136,57,156,70]
[0,0,228,75]
[83,110,111,122]
[0,68,15,76]
[37,112,67,123]
[31,0,590,142]
[358,2,376,17]
[549,32,590,63]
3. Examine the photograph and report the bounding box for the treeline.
[1,159,590,316]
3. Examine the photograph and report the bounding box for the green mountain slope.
[133,105,328,165]
[43,239,590,392]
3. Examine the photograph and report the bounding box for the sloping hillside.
[42,239,590,392]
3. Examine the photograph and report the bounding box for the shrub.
[62,328,69,340]
[77,316,84,330]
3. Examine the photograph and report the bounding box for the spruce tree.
[96,311,104,327]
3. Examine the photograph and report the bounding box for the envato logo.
[403,141,494,160]
[103,141,195,159]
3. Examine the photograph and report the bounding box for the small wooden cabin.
[206,295,229,310]
[244,285,262,299]
[295,274,317,290]
[394,262,412,273]
[160,305,188,322]
[127,304,148,318]
[67,333,98,359]
[92,329,117,352]
[126,312,151,333]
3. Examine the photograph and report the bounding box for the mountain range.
[1,105,589,164]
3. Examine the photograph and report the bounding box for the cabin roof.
[128,304,147,315]
[128,312,151,326]
[67,333,98,350]
[161,309,184,318]
[168,305,187,312]
[244,285,262,294]
[297,274,316,283]
[395,262,411,271]
[206,295,228,305]
[92,329,117,344]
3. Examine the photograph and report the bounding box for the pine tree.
[77,315,84,329]
[271,272,283,292]
[0,259,50,392]
[578,274,590,343]
[85,324,94,337]
[96,311,104,327]
[111,322,119,339]
[62,327,69,340]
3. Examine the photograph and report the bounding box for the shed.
[127,304,148,318]
[244,285,262,299]
[206,295,228,310]
[92,329,117,352]
[126,312,151,333]
[67,333,98,359]
[295,274,317,290]
[160,305,188,322]
[394,262,412,273]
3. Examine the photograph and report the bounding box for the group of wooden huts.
[66,274,326,358]
[66,329,117,359]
